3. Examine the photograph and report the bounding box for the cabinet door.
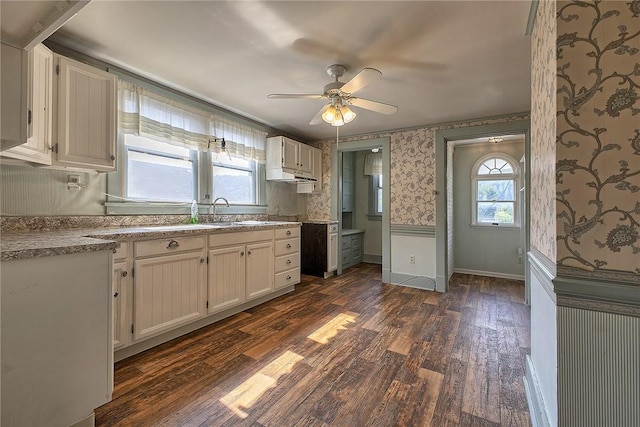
[208,245,246,313]
[328,232,338,272]
[133,252,206,341]
[55,55,117,171]
[282,137,299,171]
[112,260,130,350]
[298,143,313,174]
[2,44,53,165]
[246,241,274,300]
[1,42,28,149]
[312,146,323,193]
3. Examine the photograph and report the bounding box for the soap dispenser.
[190,200,199,224]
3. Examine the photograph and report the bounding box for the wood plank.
[96,269,531,427]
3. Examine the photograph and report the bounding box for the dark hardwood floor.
[96,264,531,426]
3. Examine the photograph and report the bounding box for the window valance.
[364,151,383,175]
[118,80,266,163]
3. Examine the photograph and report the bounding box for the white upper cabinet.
[2,44,53,165]
[266,136,315,180]
[1,42,29,151]
[53,54,117,171]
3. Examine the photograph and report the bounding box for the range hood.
[266,168,317,183]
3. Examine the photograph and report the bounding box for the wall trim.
[528,249,557,303]
[453,268,525,281]
[557,265,640,285]
[524,355,552,427]
[390,224,435,236]
[553,275,640,317]
[390,272,437,291]
[363,254,382,264]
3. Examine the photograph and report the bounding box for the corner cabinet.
[53,54,117,171]
[2,44,53,164]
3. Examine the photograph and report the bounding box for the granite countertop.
[342,228,365,236]
[302,219,339,225]
[1,221,301,262]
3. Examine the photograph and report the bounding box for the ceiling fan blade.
[350,97,398,115]
[310,105,330,125]
[341,68,382,94]
[267,93,323,99]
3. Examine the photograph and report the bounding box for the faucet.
[212,197,230,222]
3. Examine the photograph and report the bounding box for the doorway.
[435,120,531,302]
[331,137,391,282]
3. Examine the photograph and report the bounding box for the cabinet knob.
[200,258,205,263]
[286,243,291,249]
[286,259,291,264]
[286,275,291,280]
[122,271,128,277]
[248,250,252,255]
[286,230,291,235]
[240,251,245,257]
[167,239,180,249]
[113,248,117,254]
[113,292,119,298]
[110,155,116,161]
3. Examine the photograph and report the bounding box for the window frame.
[471,153,520,228]
[105,134,267,215]
[368,174,383,220]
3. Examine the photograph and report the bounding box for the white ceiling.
[6,1,533,141]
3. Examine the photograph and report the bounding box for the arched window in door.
[472,154,519,226]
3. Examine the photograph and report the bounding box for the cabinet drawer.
[351,236,362,249]
[275,253,299,273]
[329,224,338,233]
[352,247,362,259]
[341,236,352,250]
[134,236,205,258]
[113,241,128,261]
[275,268,300,288]
[275,238,299,256]
[275,227,299,239]
[209,229,273,247]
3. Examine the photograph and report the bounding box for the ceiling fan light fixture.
[322,105,338,123]
[341,105,356,123]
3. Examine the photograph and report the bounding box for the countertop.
[1,221,301,262]
[342,228,365,236]
[302,219,339,225]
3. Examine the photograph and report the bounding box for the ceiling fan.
[267,64,398,127]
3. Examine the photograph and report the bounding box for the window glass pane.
[500,162,513,174]
[213,155,252,170]
[127,150,194,202]
[478,157,514,175]
[477,202,515,224]
[477,179,514,201]
[213,165,254,204]
[377,188,383,213]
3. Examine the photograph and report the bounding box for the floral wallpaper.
[530,0,559,262]
[556,0,640,275]
[306,113,529,225]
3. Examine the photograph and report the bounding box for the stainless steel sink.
[207,222,237,227]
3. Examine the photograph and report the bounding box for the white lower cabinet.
[274,226,301,289]
[208,230,274,314]
[112,260,130,350]
[208,244,246,313]
[133,236,207,342]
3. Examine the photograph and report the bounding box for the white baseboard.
[390,272,437,291]
[454,268,525,281]
[363,254,382,264]
[524,355,552,427]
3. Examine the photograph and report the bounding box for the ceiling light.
[322,102,356,127]
[488,136,504,144]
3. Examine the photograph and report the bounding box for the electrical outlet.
[67,174,81,190]
[409,255,416,264]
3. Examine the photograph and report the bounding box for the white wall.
[530,270,558,426]
[391,234,436,289]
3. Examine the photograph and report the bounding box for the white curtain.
[117,80,267,162]
[364,152,383,175]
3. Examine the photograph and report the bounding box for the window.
[212,155,256,204]
[125,135,197,202]
[369,174,383,218]
[472,155,518,226]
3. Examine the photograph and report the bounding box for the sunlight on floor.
[220,350,304,418]
[307,312,358,344]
